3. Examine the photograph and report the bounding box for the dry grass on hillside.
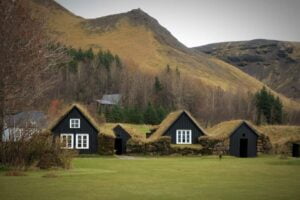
[31,0,300,111]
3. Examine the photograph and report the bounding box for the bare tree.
[0,0,66,140]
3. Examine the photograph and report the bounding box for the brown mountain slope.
[30,0,300,111]
[194,39,300,100]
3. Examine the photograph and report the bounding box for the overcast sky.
[55,0,300,47]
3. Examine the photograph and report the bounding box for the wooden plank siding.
[229,123,258,157]
[51,107,99,154]
[163,112,205,144]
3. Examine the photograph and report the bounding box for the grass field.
[1,156,300,200]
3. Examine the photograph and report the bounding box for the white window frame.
[70,118,80,129]
[60,134,74,149]
[176,130,192,144]
[76,134,89,149]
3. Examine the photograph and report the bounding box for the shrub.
[0,131,75,170]
[5,170,27,176]
[42,172,59,178]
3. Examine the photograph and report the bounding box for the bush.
[42,172,59,178]
[0,131,75,170]
[4,170,27,176]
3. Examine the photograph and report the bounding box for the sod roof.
[259,125,300,145]
[206,120,261,140]
[148,110,207,141]
[99,123,148,141]
[49,103,101,132]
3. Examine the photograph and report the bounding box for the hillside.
[194,39,300,100]
[29,0,300,114]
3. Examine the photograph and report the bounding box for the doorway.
[292,144,300,157]
[240,139,248,157]
[115,138,123,155]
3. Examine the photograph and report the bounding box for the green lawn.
[0,156,300,200]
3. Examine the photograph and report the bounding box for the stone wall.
[127,137,204,155]
[272,140,300,156]
[257,134,272,154]
[98,134,115,155]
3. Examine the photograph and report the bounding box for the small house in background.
[113,124,146,155]
[2,111,47,141]
[99,123,145,155]
[96,94,121,112]
[50,104,100,154]
[203,120,271,157]
[149,110,207,144]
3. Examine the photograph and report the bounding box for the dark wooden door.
[292,144,299,157]
[240,139,248,157]
[115,138,123,155]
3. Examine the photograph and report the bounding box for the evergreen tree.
[109,105,124,122]
[156,106,167,124]
[126,107,143,124]
[115,54,122,68]
[255,86,283,125]
[144,103,158,125]
[272,96,283,124]
[76,48,85,61]
[98,50,115,70]
[154,77,163,93]
[85,48,94,60]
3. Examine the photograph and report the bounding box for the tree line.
[104,103,168,125]
[47,46,300,126]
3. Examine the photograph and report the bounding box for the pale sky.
[55,0,300,47]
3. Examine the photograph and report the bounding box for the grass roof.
[99,123,151,141]
[49,103,101,132]
[259,125,300,145]
[206,120,261,140]
[148,110,207,141]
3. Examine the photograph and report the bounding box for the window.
[76,134,89,149]
[70,119,80,128]
[176,130,192,144]
[61,134,73,149]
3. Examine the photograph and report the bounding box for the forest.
[46,47,296,126]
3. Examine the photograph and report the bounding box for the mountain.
[194,39,300,100]
[30,0,300,112]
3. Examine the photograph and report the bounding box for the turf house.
[50,104,100,154]
[148,110,207,144]
[99,123,145,155]
[200,120,271,157]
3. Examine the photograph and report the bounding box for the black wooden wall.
[52,107,99,154]
[229,123,258,157]
[113,125,131,154]
[163,112,205,144]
